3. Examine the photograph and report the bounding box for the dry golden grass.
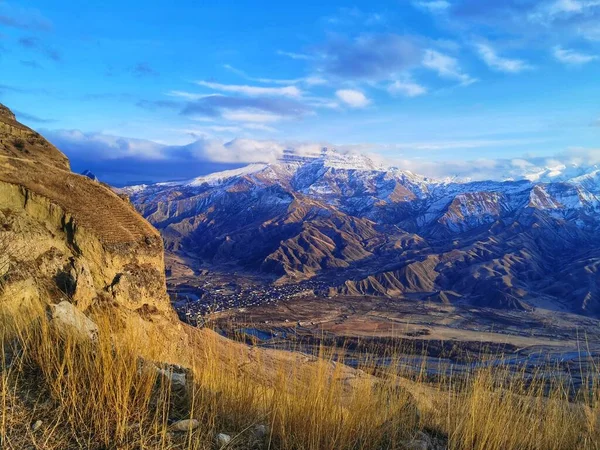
[0,301,420,449]
[1,298,599,450]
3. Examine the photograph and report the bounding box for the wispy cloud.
[382,137,544,151]
[553,46,598,65]
[277,50,314,60]
[320,34,421,80]
[475,43,533,73]
[136,99,181,110]
[447,0,600,41]
[181,95,310,122]
[413,1,451,13]
[196,81,302,98]
[0,2,53,31]
[223,64,327,86]
[0,83,49,96]
[323,7,386,27]
[132,62,159,77]
[167,91,215,101]
[422,49,477,85]
[220,111,286,123]
[18,36,61,62]
[388,79,428,97]
[13,110,55,124]
[20,60,42,69]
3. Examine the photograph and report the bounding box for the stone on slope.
[215,433,232,446]
[170,419,199,432]
[47,301,99,342]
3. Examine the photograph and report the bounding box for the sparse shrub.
[12,138,25,150]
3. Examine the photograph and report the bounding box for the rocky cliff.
[0,103,173,322]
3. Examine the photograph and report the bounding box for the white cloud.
[385,148,600,181]
[422,50,477,85]
[196,81,302,98]
[303,76,328,86]
[549,0,585,15]
[388,80,427,97]
[191,138,286,163]
[475,43,533,73]
[43,130,167,160]
[529,0,600,40]
[45,126,600,183]
[335,89,370,108]
[553,46,598,65]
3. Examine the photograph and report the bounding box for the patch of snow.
[185,164,268,187]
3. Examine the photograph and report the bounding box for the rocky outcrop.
[0,103,172,320]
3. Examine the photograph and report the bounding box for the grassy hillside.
[1,296,599,450]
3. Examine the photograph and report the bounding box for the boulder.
[170,419,199,432]
[47,301,98,342]
[157,366,187,391]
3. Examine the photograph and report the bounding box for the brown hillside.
[0,104,70,170]
[0,103,170,316]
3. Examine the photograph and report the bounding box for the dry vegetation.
[0,237,599,450]
[1,297,599,450]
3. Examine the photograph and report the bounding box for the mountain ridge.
[124,147,600,315]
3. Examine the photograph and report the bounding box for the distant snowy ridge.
[123,148,600,195]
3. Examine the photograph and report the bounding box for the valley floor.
[208,295,600,387]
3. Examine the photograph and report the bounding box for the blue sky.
[1,0,600,184]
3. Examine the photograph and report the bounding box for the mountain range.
[123,148,600,316]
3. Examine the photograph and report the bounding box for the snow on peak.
[519,163,599,184]
[319,148,383,171]
[284,147,384,171]
[186,163,267,187]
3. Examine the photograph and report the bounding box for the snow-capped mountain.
[122,148,600,316]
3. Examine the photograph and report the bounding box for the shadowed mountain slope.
[125,148,600,316]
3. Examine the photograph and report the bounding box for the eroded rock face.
[0,103,172,320]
